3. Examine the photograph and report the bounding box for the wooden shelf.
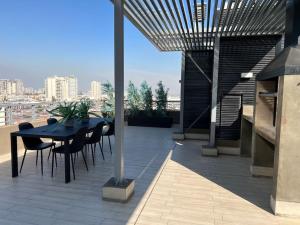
[255,125,276,145]
[259,92,278,97]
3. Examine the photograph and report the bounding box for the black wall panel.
[216,36,281,140]
[183,35,281,139]
[183,51,213,130]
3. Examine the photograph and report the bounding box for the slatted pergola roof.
[114,0,286,51]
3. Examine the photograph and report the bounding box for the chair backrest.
[106,119,115,136]
[70,127,88,153]
[89,122,105,143]
[47,118,58,125]
[19,122,43,149]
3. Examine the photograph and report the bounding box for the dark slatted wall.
[183,51,213,130]
[182,36,281,139]
[216,35,281,140]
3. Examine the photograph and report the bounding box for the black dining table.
[10,117,106,183]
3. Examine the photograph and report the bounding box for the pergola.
[104,0,289,202]
[120,0,286,51]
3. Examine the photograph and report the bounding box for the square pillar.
[271,75,300,216]
[202,37,219,156]
[102,0,134,202]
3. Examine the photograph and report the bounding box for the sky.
[0,0,181,96]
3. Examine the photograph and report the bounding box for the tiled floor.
[0,126,174,225]
[135,140,300,225]
[0,127,299,225]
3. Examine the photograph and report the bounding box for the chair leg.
[20,149,27,173]
[41,150,43,176]
[47,147,52,160]
[54,153,57,168]
[51,151,54,177]
[36,151,39,166]
[108,136,112,154]
[71,154,75,180]
[81,150,88,171]
[91,144,95,166]
[98,142,105,160]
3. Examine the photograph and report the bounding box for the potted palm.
[101,81,115,118]
[77,98,100,123]
[47,102,78,128]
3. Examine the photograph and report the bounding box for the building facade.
[45,76,78,101]
[90,81,102,100]
[0,79,24,96]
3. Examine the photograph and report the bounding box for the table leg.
[64,140,70,183]
[11,134,18,177]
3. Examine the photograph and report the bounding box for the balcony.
[0,123,299,225]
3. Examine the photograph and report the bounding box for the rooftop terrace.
[0,126,299,225]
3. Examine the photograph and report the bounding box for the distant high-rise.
[0,79,24,96]
[45,76,78,101]
[90,81,102,100]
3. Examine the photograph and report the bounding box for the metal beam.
[179,0,194,49]
[187,53,212,84]
[149,0,180,50]
[209,36,220,147]
[186,0,197,49]
[201,0,205,49]
[206,0,212,48]
[193,0,201,49]
[114,0,125,184]
[180,52,186,133]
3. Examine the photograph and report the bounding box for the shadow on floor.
[171,140,274,214]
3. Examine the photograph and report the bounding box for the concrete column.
[209,36,220,147]
[102,0,135,202]
[271,75,300,216]
[202,37,219,156]
[179,52,186,133]
[114,0,125,184]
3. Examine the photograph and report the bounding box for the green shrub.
[127,81,141,116]
[155,81,168,117]
[140,81,153,116]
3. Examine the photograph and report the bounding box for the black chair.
[102,119,114,154]
[85,122,105,164]
[47,118,58,125]
[46,117,61,160]
[51,127,89,180]
[19,122,55,175]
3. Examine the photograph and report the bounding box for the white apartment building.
[45,76,78,101]
[90,81,102,100]
[0,79,24,96]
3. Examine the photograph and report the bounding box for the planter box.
[128,114,173,128]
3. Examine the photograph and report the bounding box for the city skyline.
[0,1,181,96]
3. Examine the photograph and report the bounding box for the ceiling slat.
[113,0,286,51]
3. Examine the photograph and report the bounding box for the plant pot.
[81,118,90,124]
[128,114,173,128]
[64,119,75,128]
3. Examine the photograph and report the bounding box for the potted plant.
[47,102,78,128]
[127,81,173,128]
[127,81,141,117]
[77,98,100,123]
[140,81,153,116]
[101,81,115,118]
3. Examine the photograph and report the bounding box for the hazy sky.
[0,0,181,96]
